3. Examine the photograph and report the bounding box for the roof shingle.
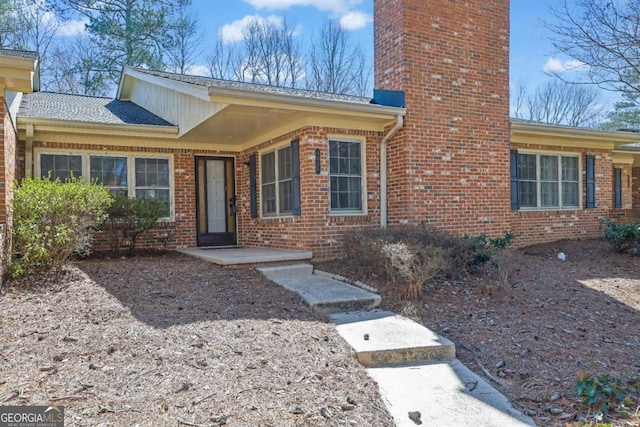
[19,92,174,127]
[133,68,374,105]
[0,49,39,60]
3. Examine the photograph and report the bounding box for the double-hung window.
[517,152,579,209]
[261,146,293,216]
[38,152,172,217]
[329,139,363,212]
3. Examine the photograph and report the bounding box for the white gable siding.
[129,80,227,137]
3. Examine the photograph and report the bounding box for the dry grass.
[0,254,393,427]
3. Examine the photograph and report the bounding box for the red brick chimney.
[374,0,512,236]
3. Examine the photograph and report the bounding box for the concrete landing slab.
[368,359,536,427]
[177,247,312,266]
[258,267,381,313]
[331,310,455,367]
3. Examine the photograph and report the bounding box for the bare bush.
[381,242,447,299]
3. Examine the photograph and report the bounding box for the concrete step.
[331,310,455,367]
[368,359,535,427]
[258,263,314,280]
[257,265,381,314]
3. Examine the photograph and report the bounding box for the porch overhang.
[117,67,406,151]
[178,100,404,151]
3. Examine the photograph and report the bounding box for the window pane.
[563,182,579,207]
[518,154,536,180]
[136,188,170,203]
[278,180,292,213]
[540,155,558,181]
[278,147,292,180]
[561,157,578,181]
[40,154,83,182]
[350,158,361,175]
[135,158,169,188]
[261,152,275,183]
[90,156,128,192]
[135,189,170,216]
[262,183,276,215]
[518,181,537,208]
[348,177,362,209]
[541,182,559,207]
[331,176,362,210]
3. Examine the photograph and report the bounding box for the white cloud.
[542,57,590,73]
[339,11,371,30]
[219,14,283,44]
[244,0,361,14]
[57,17,89,37]
[244,0,369,31]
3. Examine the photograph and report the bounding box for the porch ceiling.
[178,103,399,150]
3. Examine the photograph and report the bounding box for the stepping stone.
[258,265,381,313]
[368,359,536,426]
[331,310,455,367]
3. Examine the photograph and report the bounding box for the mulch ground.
[0,254,394,427]
[316,238,640,427]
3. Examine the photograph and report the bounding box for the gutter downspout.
[380,115,403,228]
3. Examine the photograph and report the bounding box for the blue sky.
[55,0,610,107]
[189,1,571,89]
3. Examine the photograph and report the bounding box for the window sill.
[329,211,366,217]
[517,207,581,212]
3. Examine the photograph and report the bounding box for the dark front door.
[196,157,236,247]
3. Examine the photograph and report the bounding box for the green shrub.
[10,177,112,278]
[103,193,169,256]
[601,219,640,253]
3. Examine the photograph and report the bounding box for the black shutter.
[291,139,301,216]
[586,155,596,209]
[614,168,622,209]
[510,149,519,210]
[249,154,258,218]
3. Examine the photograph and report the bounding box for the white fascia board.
[120,67,211,102]
[208,86,407,117]
[18,117,179,136]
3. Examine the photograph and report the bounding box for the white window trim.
[328,136,367,216]
[35,149,175,220]
[259,141,295,218]
[517,150,582,211]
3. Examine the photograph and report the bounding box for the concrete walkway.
[258,263,536,427]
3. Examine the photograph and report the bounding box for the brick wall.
[29,141,237,252]
[28,131,384,260]
[1,97,18,276]
[236,126,383,261]
[374,0,512,237]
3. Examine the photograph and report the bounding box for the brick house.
[1,0,639,269]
